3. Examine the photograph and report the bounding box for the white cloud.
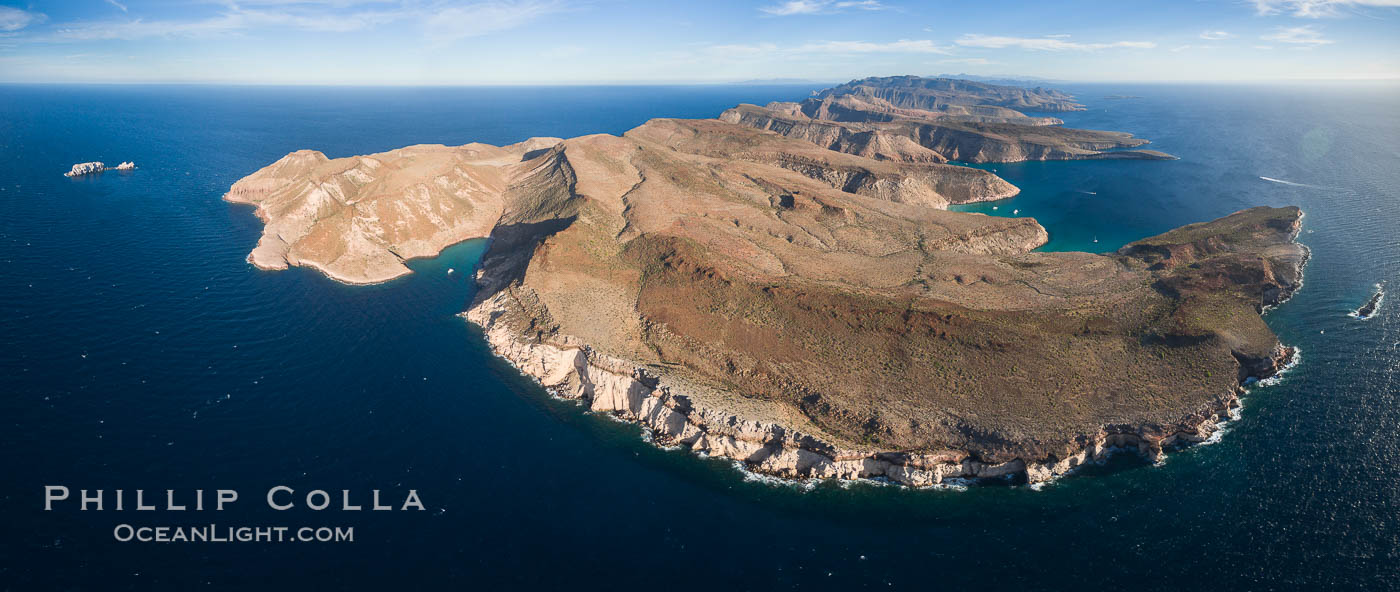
[706,43,780,57]
[36,1,561,43]
[1254,45,1275,49]
[939,57,993,65]
[224,0,399,6]
[956,34,1156,51]
[1252,0,1400,17]
[540,44,585,59]
[0,6,45,32]
[52,16,242,40]
[707,39,950,57]
[1199,30,1231,40]
[244,7,408,33]
[761,0,824,14]
[50,7,408,40]
[759,0,886,15]
[105,0,128,12]
[796,39,951,54]
[1261,25,1334,44]
[423,1,565,42]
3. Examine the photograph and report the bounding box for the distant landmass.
[226,75,1304,487]
[932,73,1067,87]
[723,75,1175,161]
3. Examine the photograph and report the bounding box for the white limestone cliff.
[465,289,1257,488]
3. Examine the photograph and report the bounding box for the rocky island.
[226,76,1305,486]
[1352,283,1384,320]
[64,161,135,177]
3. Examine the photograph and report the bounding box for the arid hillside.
[227,77,1303,485]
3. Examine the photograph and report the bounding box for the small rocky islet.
[1352,283,1385,320]
[225,76,1306,487]
[64,161,136,177]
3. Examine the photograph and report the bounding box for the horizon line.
[3,76,1399,88]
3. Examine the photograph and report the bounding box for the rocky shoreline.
[464,259,1304,487]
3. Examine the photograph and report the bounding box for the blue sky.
[0,0,1396,84]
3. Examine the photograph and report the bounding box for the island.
[64,161,135,177]
[1352,283,1385,320]
[225,76,1305,486]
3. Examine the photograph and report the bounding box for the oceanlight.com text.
[113,524,354,543]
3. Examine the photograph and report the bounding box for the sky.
[0,0,1397,84]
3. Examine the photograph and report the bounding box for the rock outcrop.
[227,77,1304,486]
[64,161,135,177]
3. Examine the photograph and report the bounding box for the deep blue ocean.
[2,82,1398,590]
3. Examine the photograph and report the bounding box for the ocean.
[2,82,1398,590]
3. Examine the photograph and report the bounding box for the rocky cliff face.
[227,77,1304,486]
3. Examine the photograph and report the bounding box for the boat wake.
[1259,176,1332,190]
[1350,283,1385,320]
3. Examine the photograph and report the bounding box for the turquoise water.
[2,83,1399,589]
